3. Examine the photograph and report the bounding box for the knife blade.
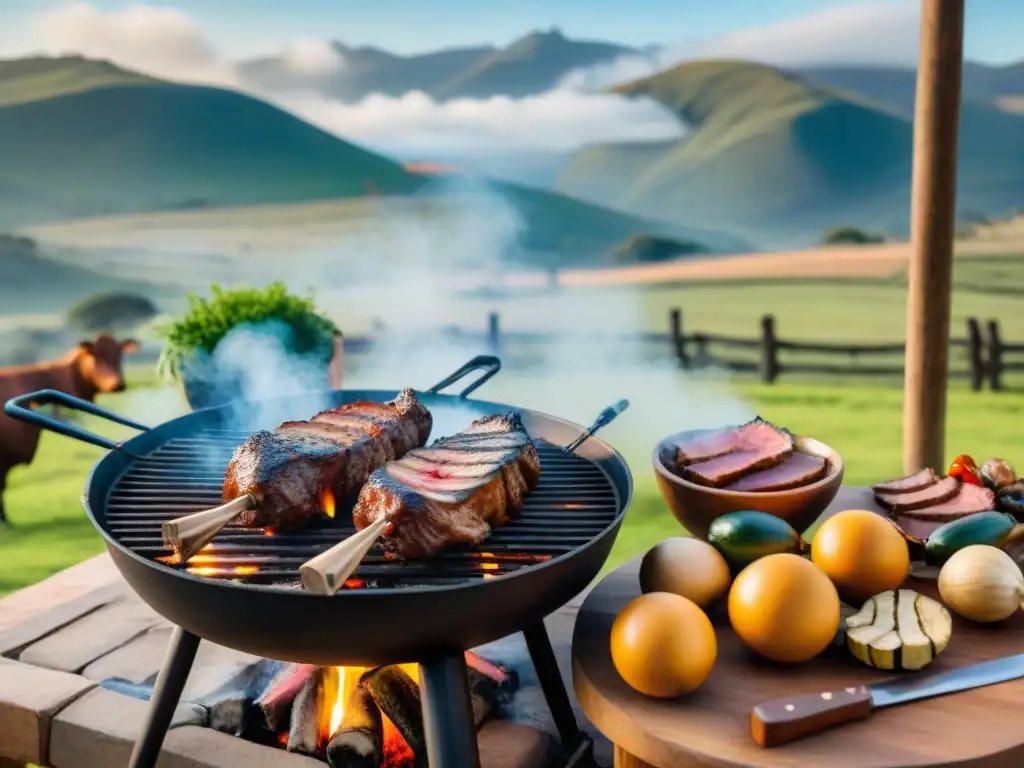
[750,652,1024,747]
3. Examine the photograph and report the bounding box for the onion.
[937,544,1024,623]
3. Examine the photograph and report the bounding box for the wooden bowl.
[652,430,844,538]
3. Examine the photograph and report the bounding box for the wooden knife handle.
[750,685,873,747]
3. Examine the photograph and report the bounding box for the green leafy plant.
[156,282,337,382]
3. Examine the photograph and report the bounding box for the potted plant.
[157,282,342,411]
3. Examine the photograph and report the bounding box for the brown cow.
[0,334,139,525]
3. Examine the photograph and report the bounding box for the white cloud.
[34,1,238,86]
[560,2,921,91]
[26,2,683,155]
[282,89,682,154]
[279,39,346,77]
[692,2,920,67]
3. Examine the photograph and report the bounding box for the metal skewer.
[298,400,631,596]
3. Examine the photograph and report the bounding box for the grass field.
[3,365,1023,597]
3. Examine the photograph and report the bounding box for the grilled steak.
[875,476,959,513]
[223,389,432,532]
[872,468,939,496]
[352,411,541,559]
[897,484,996,521]
[671,417,786,467]
[726,452,827,492]
[677,421,793,488]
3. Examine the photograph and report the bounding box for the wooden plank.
[0,660,95,765]
[18,596,166,674]
[903,0,966,472]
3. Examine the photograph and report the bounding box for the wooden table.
[571,487,1024,768]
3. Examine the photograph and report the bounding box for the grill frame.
[8,359,633,667]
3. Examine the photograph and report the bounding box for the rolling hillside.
[238,29,636,102]
[555,60,1024,248]
[0,57,423,230]
[0,56,751,267]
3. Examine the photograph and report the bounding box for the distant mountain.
[794,60,1024,118]
[554,60,1024,249]
[237,28,638,102]
[0,56,750,268]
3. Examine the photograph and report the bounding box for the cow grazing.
[0,334,139,525]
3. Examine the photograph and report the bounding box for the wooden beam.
[903,0,965,473]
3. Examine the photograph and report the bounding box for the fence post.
[965,317,983,392]
[986,319,1003,392]
[669,308,688,368]
[759,314,779,384]
[487,312,500,354]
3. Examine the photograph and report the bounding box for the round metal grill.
[105,429,621,588]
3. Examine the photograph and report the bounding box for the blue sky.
[0,0,1022,63]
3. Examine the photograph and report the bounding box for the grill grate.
[105,431,621,589]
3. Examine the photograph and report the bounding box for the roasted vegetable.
[833,601,859,647]
[947,454,983,486]
[980,458,1016,492]
[924,511,1024,566]
[845,589,952,670]
[938,544,1024,623]
[706,510,804,569]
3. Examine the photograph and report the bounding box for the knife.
[750,652,1024,747]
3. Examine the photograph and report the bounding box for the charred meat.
[352,411,541,559]
[671,417,790,468]
[726,452,827,492]
[223,389,433,532]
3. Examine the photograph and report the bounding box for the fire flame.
[325,663,420,763]
[321,489,336,519]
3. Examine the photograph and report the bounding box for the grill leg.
[128,626,200,768]
[523,622,594,766]
[419,652,481,768]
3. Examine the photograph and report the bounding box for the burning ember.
[321,489,336,519]
[165,652,515,767]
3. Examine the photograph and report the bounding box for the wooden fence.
[337,309,1024,391]
[666,310,1024,390]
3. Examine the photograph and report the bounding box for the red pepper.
[947,454,983,485]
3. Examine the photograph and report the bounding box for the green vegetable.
[924,511,1024,567]
[707,510,805,569]
[156,282,337,382]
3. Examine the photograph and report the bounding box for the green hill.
[555,60,1024,249]
[0,57,423,229]
[0,56,750,265]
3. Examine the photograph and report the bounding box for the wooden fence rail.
[335,309,1021,391]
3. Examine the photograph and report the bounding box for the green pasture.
[2,366,1022,597]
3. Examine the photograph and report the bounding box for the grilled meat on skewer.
[352,411,541,559]
[223,389,432,532]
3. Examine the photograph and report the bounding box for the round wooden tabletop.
[572,486,1024,768]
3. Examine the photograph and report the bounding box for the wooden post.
[487,311,500,354]
[669,308,688,368]
[902,0,965,473]
[759,314,779,384]
[965,317,983,392]
[328,330,344,390]
[986,319,1004,392]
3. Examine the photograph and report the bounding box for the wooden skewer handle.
[162,494,257,563]
[299,517,389,595]
[750,685,873,747]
